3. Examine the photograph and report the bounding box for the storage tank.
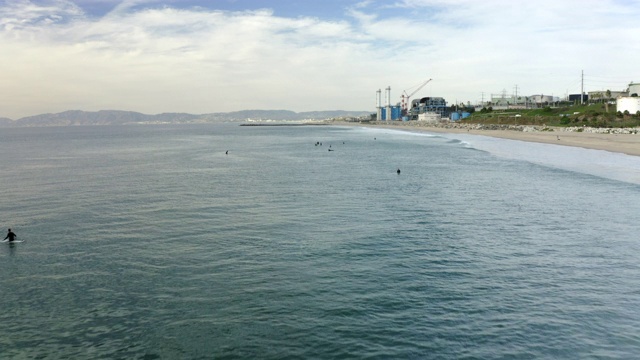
[450,112,460,121]
[617,97,640,114]
[629,83,640,97]
[531,94,554,103]
[391,106,401,120]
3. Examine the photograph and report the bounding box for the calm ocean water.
[1,123,640,359]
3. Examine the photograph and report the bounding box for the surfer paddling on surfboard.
[4,228,16,242]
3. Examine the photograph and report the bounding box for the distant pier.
[240,123,330,127]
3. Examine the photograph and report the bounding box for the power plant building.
[375,87,448,121]
[409,97,447,120]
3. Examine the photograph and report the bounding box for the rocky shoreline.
[363,121,640,135]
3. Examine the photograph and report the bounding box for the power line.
[584,74,636,81]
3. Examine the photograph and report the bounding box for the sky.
[0,0,639,119]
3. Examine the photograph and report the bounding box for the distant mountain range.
[0,109,371,127]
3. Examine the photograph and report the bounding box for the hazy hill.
[0,109,370,127]
[16,110,152,127]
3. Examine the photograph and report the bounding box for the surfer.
[397,168,401,174]
[4,228,16,242]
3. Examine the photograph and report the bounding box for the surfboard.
[2,240,23,243]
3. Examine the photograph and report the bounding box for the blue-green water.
[1,124,640,359]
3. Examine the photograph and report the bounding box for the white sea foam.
[441,133,640,185]
[351,126,640,185]
[445,134,640,184]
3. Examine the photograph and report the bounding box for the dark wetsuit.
[4,231,16,242]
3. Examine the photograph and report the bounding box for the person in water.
[4,228,16,242]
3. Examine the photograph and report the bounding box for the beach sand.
[346,122,640,157]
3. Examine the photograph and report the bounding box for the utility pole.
[581,70,584,105]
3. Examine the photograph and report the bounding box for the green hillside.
[462,103,640,128]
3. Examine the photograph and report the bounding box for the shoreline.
[334,121,640,157]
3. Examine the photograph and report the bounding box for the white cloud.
[0,0,638,118]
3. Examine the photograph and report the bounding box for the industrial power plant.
[375,78,640,122]
[374,79,463,123]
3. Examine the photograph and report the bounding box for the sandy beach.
[345,121,640,157]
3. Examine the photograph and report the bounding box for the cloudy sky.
[0,0,638,119]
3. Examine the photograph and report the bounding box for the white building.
[588,90,628,102]
[628,83,640,97]
[417,112,442,123]
[490,94,528,107]
[617,97,640,115]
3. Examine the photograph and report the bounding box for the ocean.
[1,123,640,359]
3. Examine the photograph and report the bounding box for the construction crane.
[401,78,432,113]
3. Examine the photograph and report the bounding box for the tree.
[605,89,611,113]
[591,91,602,103]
